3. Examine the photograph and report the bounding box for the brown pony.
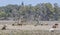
[52,23,58,28]
[1,25,6,30]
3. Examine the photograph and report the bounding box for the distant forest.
[0,2,60,21]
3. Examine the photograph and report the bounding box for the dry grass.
[0,21,60,35]
[0,30,59,35]
[0,25,59,35]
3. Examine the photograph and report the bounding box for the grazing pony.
[52,23,58,28]
[1,25,6,30]
[17,23,22,26]
[49,28,54,32]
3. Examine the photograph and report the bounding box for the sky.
[0,0,60,6]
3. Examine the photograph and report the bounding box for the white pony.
[49,28,54,32]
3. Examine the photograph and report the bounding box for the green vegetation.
[0,2,60,21]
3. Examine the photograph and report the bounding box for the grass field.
[0,30,60,35]
[0,21,60,35]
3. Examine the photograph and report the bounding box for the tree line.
[0,2,60,21]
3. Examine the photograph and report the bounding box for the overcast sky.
[0,0,60,6]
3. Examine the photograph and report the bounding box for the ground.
[0,21,60,35]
